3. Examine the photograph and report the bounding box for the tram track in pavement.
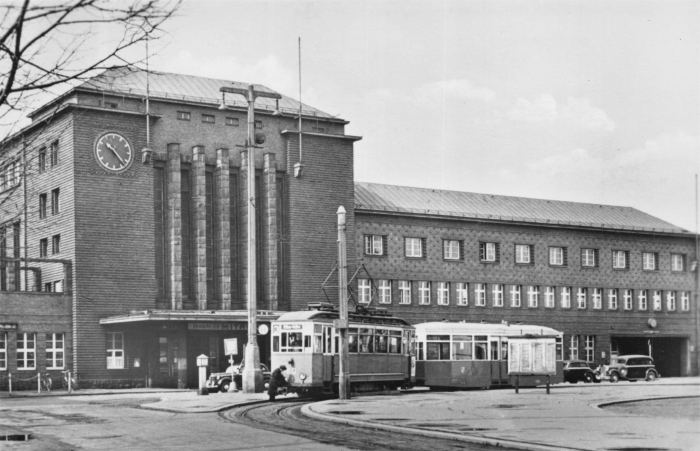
[220,399,521,451]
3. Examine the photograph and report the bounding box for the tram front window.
[280,332,303,352]
[349,329,358,352]
[452,335,473,360]
[360,329,374,353]
[474,336,488,360]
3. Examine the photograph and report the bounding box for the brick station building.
[0,67,697,388]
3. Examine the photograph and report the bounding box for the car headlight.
[621,368,627,376]
[299,372,307,381]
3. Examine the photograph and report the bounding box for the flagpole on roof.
[294,37,304,177]
[142,37,153,164]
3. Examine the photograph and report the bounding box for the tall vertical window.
[681,292,690,311]
[510,285,521,307]
[51,188,60,215]
[544,287,555,308]
[527,286,539,308]
[492,284,504,307]
[576,288,587,309]
[638,290,648,311]
[0,332,6,370]
[456,283,468,306]
[443,240,461,260]
[405,238,424,258]
[515,245,532,264]
[612,250,628,269]
[17,333,36,370]
[398,281,411,304]
[364,235,385,256]
[50,141,59,167]
[479,242,498,262]
[39,238,48,257]
[584,335,595,362]
[666,291,676,311]
[652,290,662,311]
[560,287,571,308]
[106,332,124,369]
[437,282,450,305]
[418,281,431,305]
[39,193,47,219]
[671,254,685,272]
[38,147,46,172]
[642,252,658,271]
[46,333,65,369]
[608,289,618,309]
[52,234,60,255]
[569,335,579,360]
[549,247,566,266]
[378,280,391,304]
[623,289,633,310]
[581,248,597,267]
[592,288,602,309]
[358,279,371,304]
[475,283,486,306]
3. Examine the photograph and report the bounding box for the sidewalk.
[304,377,700,451]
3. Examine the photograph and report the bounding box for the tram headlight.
[299,372,307,381]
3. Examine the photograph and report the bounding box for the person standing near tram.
[268,365,288,401]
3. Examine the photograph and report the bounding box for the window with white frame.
[592,288,602,309]
[405,237,424,258]
[623,289,633,310]
[358,279,371,304]
[437,282,450,305]
[510,285,521,307]
[652,290,662,311]
[561,287,571,308]
[0,332,6,370]
[544,287,555,308]
[418,281,431,305]
[398,281,411,304]
[515,245,532,264]
[443,240,461,260]
[456,283,468,306]
[549,247,566,266]
[475,283,486,306]
[569,335,579,360]
[642,252,658,271]
[51,188,60,215]
[378,280,391,304]
[493,284,504,307]
[46,333,65,369]
[681,292,690,311]
[527,286,539,308]
[576,287,587,309]
[581,248,597,267]
[612,250,628,269]
[584,335,595,362]
[364,235,385,256]
[479,242,498,262]
[666,291,676,311]
[106,332,124,369]
[638,290,648,310]
[17,332,36,370]
[608,289,618,309]
[671,254,685,272]
[38,147,46,172]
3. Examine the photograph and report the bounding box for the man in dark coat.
[268,365,288,401]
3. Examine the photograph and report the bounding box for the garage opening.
[611,336,688,377]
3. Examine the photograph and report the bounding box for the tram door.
[322,326,334,383]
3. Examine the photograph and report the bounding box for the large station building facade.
[1,68,697,388]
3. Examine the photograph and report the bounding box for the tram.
[415,321,564,389]
[270,302,416,397]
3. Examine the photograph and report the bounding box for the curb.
[142,398,269,414]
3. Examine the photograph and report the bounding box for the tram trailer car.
[415,322,564,389]
[271,303,416,397]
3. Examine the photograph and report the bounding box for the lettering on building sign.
[0,324,18,330]
[187,323,247,331]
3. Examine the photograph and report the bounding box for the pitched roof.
[354,182,689,234]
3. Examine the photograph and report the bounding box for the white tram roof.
[414,322,562,337]
[275,309,412,327]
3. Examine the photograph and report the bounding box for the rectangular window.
[681,292,690,311]
[39,193,47,219]
[493,284,504,307]
[510,285,521,307]
[609,289,618,309]
[584,335,595,362]
[671,254,685,272]
[479,242,499,262]
[666,291,676,311]
[437,282,449,305]
[51,188,60,215]
[202,114,215,124]
[443,240,461,260]
[46,333,65,369]
[405,237,424,258]
[106,332,124,369]
[364,235,385,256]
[527,286,539,308]
[549,247,566,266]
[398,281,411,305]
[0,332,6,370]
[255,120,263,129]
[581,248,597,267]
[642,252,658,271]
[177,111,191,121]
[652,290,662,311]
[612,250,628,269]
[50,141,58,167]
[38,148,46,172]
[358,279,371,304]
[475,283,486,306]
[456,282,468,306]
[515,244,532,264]
[577,287,587,309]
[54,280,63,293]
[39,238,48,257]
[561,287,571,308]
[44,282,53,292]
[569,335,579,360]
[378,280,391,304]
[418,281,431,305]
[544,286,555,308]
[623,289,633,310]
[592,288,602,309]
[225,117,239,126]
[51,234,60,255]
[638,290,648,311]
[17,332,36,370]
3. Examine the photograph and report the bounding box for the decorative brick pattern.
[191,146,207,310]
[215,148,231,310]
[166,143,182,309]
[263,153,278,311]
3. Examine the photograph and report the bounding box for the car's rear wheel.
[584,373,593,383]
[609,373,620,383]
[646,371,657,382]
[219,381,231,393]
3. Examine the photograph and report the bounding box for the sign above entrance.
[188,323,247,331]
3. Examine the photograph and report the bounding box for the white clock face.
[95,132,133,172]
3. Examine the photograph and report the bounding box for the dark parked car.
[604,355,659,382]
[206,362,271,392]
[563,360,599,383]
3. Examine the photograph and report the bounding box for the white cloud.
[527,147,598,174]
[508,94,558,123]
[561,97,616,131]
[507,94,615,131]
[416,79,496,103]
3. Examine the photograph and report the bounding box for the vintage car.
[603,355,659,382]
[206,362,271,392]
[563,360,599,383]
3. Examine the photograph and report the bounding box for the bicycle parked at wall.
[41,373,53,392]
[62,370,79,390]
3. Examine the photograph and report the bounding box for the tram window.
[555,337,563,360]
[281,332,303,352]
[323,328,332,353]
[474,336,488,360]
[375,330,388,353]
[427,342,450,360]
[501,339,508,360]
[490,340,499,360]
[273,336,279,352]
[389,336,401,353]
[417,341,424,360]
[360,329,374,353]
[452,339,473,360]
[349,333,358,353]
[313,335,322,353]
[304,335,312,349]
[427,335,450,341]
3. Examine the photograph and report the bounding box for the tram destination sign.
[508,337,557,376]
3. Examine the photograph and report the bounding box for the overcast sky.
[12,0,700,231]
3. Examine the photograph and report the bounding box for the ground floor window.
[638,290,648,310]
[544,286,555,308]
[475,283,486,306]
[0,333,6,370]
[569,335,579,360]
[398,280,411,304]
[666,291,676,311]
[527,286,538,308]
[106,332,124,369]
[46,333,65,369]
[592,288,602,309]
[378,280,391,304]
[584,335,595,362]
[437,282,449,305]
[17,333,36,370]
[418,281,431,305]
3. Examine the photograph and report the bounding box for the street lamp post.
[220,84,281,393]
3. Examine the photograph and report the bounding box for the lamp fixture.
[218,93,228,111]
[272,98,282,116]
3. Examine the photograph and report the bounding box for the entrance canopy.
[99,309,283,325]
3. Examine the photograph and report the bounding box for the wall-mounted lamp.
[142,147,153,164]
[691,260,698,272]
[294,162,304,178]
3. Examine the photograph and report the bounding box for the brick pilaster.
[239,149,249,307]
[5,225,16,291]
[263,153,278,311]
[166,144,182,309]
[215,148,231,310]
[192,145,207,310]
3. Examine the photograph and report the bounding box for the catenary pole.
[337,206,350,399]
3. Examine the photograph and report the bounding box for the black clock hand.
[105,142,126,165]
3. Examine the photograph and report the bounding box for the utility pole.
[336,206,350,399]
